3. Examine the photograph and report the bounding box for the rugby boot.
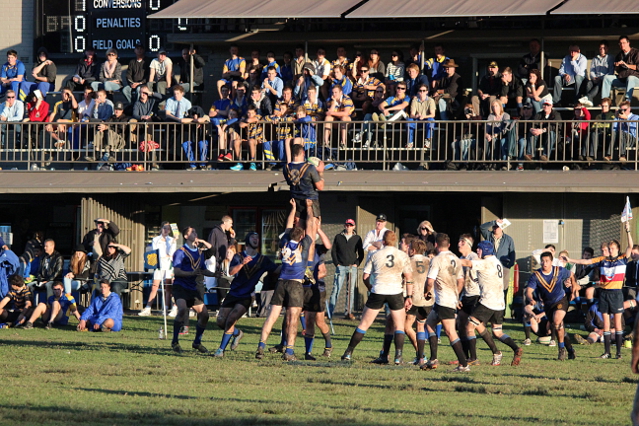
[255,347,265,359]
[558,347,567,361]
[511,348,523,366]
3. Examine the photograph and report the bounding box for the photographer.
[611,100,639,163]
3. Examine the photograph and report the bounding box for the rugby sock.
[322,331,332,348]
[416,331,426,359]
[564,333,574,352]
[305,334,315,354]
[524,322,531,340]
[258,341,266,349]
[193,324,206,345]
[428,332,438,360]
[382,334,393,356]
[551,328,557,343]
[285,345,295,355]
[587,298,595,308]
[347,327,366,350]
[498,334,519,352]
[436,324,442,339]
[394,330,405,352]
[461,337,469,359]
[616,331,624,356]
[172,320,183,345]
[478,329,499,354]
[279,335,287,348]
[220,331,234,350]
[467,335,477,360]
[233,328,240,337]
[558,342,565,349]
[451,338,468,367]
[300,313,307,331]
[604,331,611,354]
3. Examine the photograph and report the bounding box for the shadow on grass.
[76,387,207,400]
[0,338,188,357]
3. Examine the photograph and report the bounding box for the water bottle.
[158,327,165,339]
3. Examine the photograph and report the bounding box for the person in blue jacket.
[77,279,123,332]
[0,236,20,299]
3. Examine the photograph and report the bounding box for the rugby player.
[23,281,80,329]
[404,239,432,366]
[256,199,315,361]
[457,234,479,361]
[527,251,577,361]
[462,241,523,366]
[341,231,413,364]
[421,233,468,372]
[214,232,279,357]
[564,221,633,359]
[171,227,214,354]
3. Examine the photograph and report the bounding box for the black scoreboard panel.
[37,0,167,55]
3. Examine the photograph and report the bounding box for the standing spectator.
[293,45,306,78]
[480,219,516,301]
[19,47,56,101]
[367,48,386,82]
[602,35,639,104]
[148,49,173,96]
[432,59,462,121]
[329,218,364,319]
[281,51,294,85]
[313,48,332,100]
[207,215,236,280]
[362,214,389,263]
[96,242,131,296]
[552,45,587,106]
[123,44,150,104]
[525,69,551,113]
[91,48,123,93]
[610,101,639,163]
[218,45,245,99]
[33,239,63,300]
[77,279,123,332]
[82,218,120,273]
[0,50,25,98]
[0,237,20,299]
[385,50,405,85]
[424,44,448,88]
[178,47,205,94]
[416,221,436,252]
[63,244,91,295]
[406,84,435,149]
[66,48,99,92]
[260,51,281,80]
[579,41,614,108]
[261,66,283,107]
[517,39,544,81]
[139,222,176,317]
[471,61,501,118]
[294,63,323,102]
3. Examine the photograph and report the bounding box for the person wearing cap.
[461,240,523,367]
[329,218,365,319]
[294,62,323,102]
[123,44,150,104]
[19,47,56,101]
[32,238,63,300]
[552,44,587,106]
[526,97,561,161]
[217,45,246,99]
[432,59,462,121]
[499,67,524,114]
[480,219,516,301]
[362,214,390,265]
[148,49,173,96]
[63,244,91,295]
[471,61,501,118]
[90,48,123,93]
[90,99,130,164]
[81,218,120,273]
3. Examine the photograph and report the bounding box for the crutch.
[325,299,335,335]
[161,279,168,339]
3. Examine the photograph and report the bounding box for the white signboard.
[543,220,558,244]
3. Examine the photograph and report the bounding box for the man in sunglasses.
[0,89,24,147]
[610,101,639,163]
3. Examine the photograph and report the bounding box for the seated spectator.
[385,50,405,85]
[567,103,591,167]
[0,274,32,326]
[432,59,462,121]
[77,278,123,332]
[45,87,77,147]
[517,39,544,81]
[350,50,366,81]
[0,238,20,299]
[471,61,501,118]
[356,86,386,147]
[485,99,511,167]
[291,104,317,159]
[424,44,448,89]
[31,238,63,301]
[499,67,524,114]
[22,90,49,123]
[217,108,240,163]
[0,50,25,98]
[323,84,354,148]
[91,48,123,93]
[526,99,561,162]
[372,82,409,125]
[230,82,248,117]
[610,100,639,163]
[181,105,211,170]
[580,41,614,108]
[366,48,386,82]
[19,47,56,101]
[88,102,130,165]
[77,87,96,122]
[450,104,482,167]
[247,49,263,75]
[66,48,99,92]
[233,104,263,171]
[602,35,639,105]
[294,63,323,101]
[588,97,615,161]
[23,280,80,329]
[0,89,24,147]
[261,51,281,81]
[164,85,191,123]
[293,45,306,78]
[91,89,114,122]
[82,218,119,275]
[405,43,423,70]
[123,44,150,104]
[148,49,173,96]
[301,85,324,121]
[209,85,231,126]
[64,244,91,295]
[514,104,535,170]
[261,100,296,169]
[132,86,162,122]
[404,63,429,99]
[276,86,296,117]
[19,231,43,278]
[218,45,246,99]
[177,47,205,94]
[525,69,551,113]
[331,65,353,97]
[351,66,382,114]
[332,46,351,70]
[552,44,587,106]
[96,242,131,296]
[313,48,332,98]
[261,66,283,107]
[249,86,272,117]
[406,84,435,149]
[245,65,261,94]
[281,51,294,85]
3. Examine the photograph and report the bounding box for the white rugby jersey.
[427,250,463,309]
[461,251,480,297]
[410,254,431,307]
[364,245,412,295]
[471,255,505,311]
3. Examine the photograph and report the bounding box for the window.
[231,207,286,259]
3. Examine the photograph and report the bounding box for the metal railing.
[0,119,636,171]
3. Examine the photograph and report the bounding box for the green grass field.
[0,314,636,426]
